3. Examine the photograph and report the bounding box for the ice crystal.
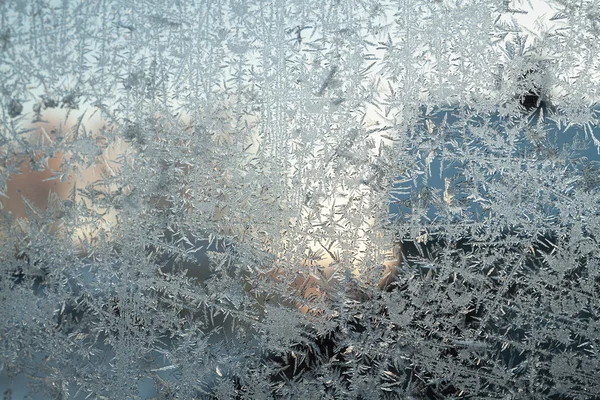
[1,0,599,399]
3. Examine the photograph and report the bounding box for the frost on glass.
[1,0,599,399]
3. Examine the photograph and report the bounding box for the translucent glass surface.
[1,0,599,398]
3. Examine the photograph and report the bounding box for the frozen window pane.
[1,0,599,398]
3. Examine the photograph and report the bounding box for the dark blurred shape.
[518,67,554,119]
[7,98,23,118]
[42,96,58,109]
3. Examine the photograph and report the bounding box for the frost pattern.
[1,0,599,399]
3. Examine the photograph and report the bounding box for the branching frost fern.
[1,0,599,398]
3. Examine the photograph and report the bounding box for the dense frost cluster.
[1,0,599,398]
